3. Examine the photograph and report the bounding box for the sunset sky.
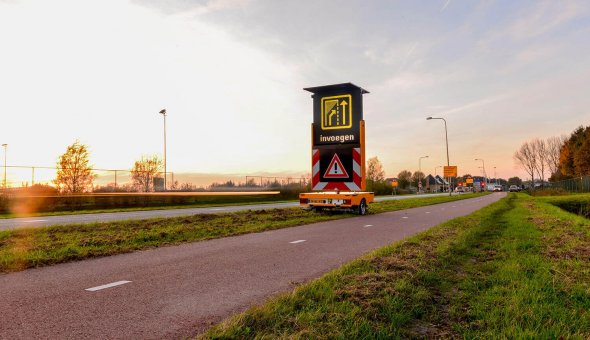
[1,0,589,186]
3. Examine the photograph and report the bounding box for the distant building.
[425,175,448,192]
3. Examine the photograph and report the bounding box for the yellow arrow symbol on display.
[340,100,348,125]
[328,109,337,126]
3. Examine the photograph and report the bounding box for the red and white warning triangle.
[323,153,349,179]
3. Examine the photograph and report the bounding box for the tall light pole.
[159,109,167,191]
[418,155,429,172]
[417,155,428,193]
[427,116,451,196]
[493,166,497,184]
[2,144,6,190]
[475,158,486,190]
[435,165,442,177]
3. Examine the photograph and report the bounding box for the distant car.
[509,185,520,192]
[493,185,502,192]
[455,187,464,193]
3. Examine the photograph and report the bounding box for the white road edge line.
[23,219,47,223]
[85,280,132,292]
[289,240,306,244]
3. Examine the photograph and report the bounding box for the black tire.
[357,199,367,215]
[313,206,323,213]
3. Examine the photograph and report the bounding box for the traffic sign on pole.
[443,166,458,178]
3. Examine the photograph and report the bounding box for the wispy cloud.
[508,1,581,40]
[439,94,512,117]
[440,0,451,12]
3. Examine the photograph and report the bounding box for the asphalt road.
[0,193,504,339]
[0,192,452,230]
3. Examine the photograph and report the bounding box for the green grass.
[203,193,590,338]
[0,193,486,273]
[537,193,590,218]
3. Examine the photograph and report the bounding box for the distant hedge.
[0,190,304,215]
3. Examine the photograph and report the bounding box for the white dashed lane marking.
[363,224,373,228]
[289,240,306,244]
[85,280,132,292]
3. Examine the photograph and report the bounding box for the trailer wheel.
[357,199,367,215]
[313,206,323,213]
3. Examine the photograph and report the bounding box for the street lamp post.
[418,155,428,193]
[159,109,167,191]
[427,117,451,196]
[418,155,429,173]
[475,158,486,190]
[1,144,6,190]
[494,166,497,184]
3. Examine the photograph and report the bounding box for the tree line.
[53,140,164,193]
[366,157,429,194]
[514,124,590,186]
[368,156,525,193]
[51,141,306,194]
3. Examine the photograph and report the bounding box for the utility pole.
[427,117,451,196]
[2,144,7,190]
[159,109,167,191]
[475,158,486,190]
[418,155,429,193]
[494,166,497,184]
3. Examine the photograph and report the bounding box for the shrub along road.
[0,193,503,339]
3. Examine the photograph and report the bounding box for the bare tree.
[546,135,567,178]
[131,155,163,192]
[532,138,547,187]
[514,141,536,188]
[54,140,94,193]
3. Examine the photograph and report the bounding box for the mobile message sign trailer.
[299,83,374,215]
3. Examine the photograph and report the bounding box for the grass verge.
[537,193,590,219]
[0,199,295,219]
[0,193,423,219]
[203,193,590,338]
[0,193,486,273]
